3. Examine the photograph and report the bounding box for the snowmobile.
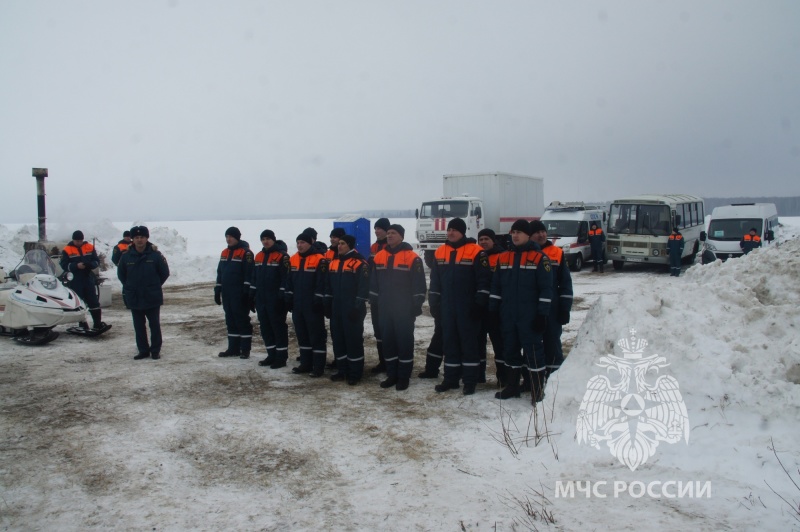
[0,249,100,345]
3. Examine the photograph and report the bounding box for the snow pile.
[539,231,800,529]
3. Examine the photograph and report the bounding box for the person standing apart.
[428,218,491,396]
[740,228,762,255]
[60,230,107,331]
[489,220,553,403]
[667,227,685,277]
[530,220,573,397]
[327,235,370,385]
[215,227,255,359]
[368,217,391,374]
[111,230,132,266]
[588,222,605,272]
[251,230,291,369]
[370,224,426,391]
[117,226,170,359]
[286,232,329,377]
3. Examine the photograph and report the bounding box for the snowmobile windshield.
[20,249,58,276]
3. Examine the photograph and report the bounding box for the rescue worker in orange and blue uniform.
[667,227,685,276]
[740,228,762,255]
[286,232,330,377]
[60,230,106,331]
[476,228,507,387]
[368,217,391,374]
[530,220,573,395]
[588,222,606,272]
[215,227,255,358]
[370,224,426,391]
[111,230,132,266]
[326,235,370,385]
[250,229,291,369]
[428,218,492,396]
[489,219,553,403]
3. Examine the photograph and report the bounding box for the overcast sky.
[1,1,798,224]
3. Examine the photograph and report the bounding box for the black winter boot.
[434,380,460,393]
[417,369,439,379]
[495,369,521,399]
[395,378,410,391]
[530,371,545,404]
[380,376,398,388]
[462,383,477,396]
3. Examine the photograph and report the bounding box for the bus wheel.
[571,254,583,272]
[612,260,624,271]
[423,250,435,269]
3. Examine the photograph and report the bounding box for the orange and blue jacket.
[489,241,553,320]
[540,241,573,315]
[285,249,328,309]
[327,249,370,313]
[428,238,491,312]
[250,240,290,305]
[216,242,254,293]
[369,242,427,316]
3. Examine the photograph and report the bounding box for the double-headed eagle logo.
[576,328,690,471]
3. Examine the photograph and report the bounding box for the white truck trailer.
[415,172,544,267]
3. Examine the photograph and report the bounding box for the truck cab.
[700,203,778,261]
[416,196,483,267]
[540,201,606,271]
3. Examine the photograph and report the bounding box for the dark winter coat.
[327,249,370,316]
[250,240,290,308]
[369,242,426,317]
[60,240,99,300]
[667,233,685,259]
[588,228,606,261]
[216,241,254,297]
[117,243,170,309]
[489,240,553,322]
[285,248,329,312]
[428,237,491,317]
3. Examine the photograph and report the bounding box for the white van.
[540,201,607,271]
[701,203,778,260]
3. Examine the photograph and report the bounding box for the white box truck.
[540,201,607,271]
[700,203,778,261]
[415,172,544,266]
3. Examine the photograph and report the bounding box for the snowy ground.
[1,218,799,530]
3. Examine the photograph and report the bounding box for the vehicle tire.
[423,250,435,269]
[571,254,583,272]
[612,260,624,271]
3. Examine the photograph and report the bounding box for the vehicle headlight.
[561,245,570,252]
[612,246,619,254]
[652,249,660,256]
[40,277,58,290]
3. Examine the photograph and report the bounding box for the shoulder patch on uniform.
[543,256,551,273]
[479,254,488,268]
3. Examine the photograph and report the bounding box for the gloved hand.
[369,296,379,308]
[413,305,423,317]
[558,309,570,325]
[248,293,256,313]
[323,301,332,319]
[312,297,325,314]
[532,314,547,333]
[214,288,222,305]
[275,299,286,315]
[285,297,294,313]
[429,303,441,320]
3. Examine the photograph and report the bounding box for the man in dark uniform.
[215,227,255,359]
[327,235,370,385]
[369,224,426,391]
[588,222,606,272]
[530,220,573,397]
[476,228,506,387]
[286,232,329,377]
[117,226,170,359]
[368,217,391,374]
[427,218,491,395]
[668,227,685,276]
[740,227,762,255]
[111,230,132,266]
[251,229,291,369]
[60,230,106,331]
[489,220,553,403]
[325,227,345,262]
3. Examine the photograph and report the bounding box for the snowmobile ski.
[10,329,60,346]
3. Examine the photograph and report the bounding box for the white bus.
[606,194,704,270]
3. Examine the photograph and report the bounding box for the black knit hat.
[447,218,467,235]
[131,226,150,238]
[529,220,546,234]
[72,230,84,240]
[510,219,532,236]
[330,227,346,238]
[260,229,276,241]
[374,218,391,231]
[302,227,318,240]
[387,224,405,238]
[225,226,241,240]
[340,235,356,250]
[296,233,313,245]
[123,230,131,238]
[477,228,496,240]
